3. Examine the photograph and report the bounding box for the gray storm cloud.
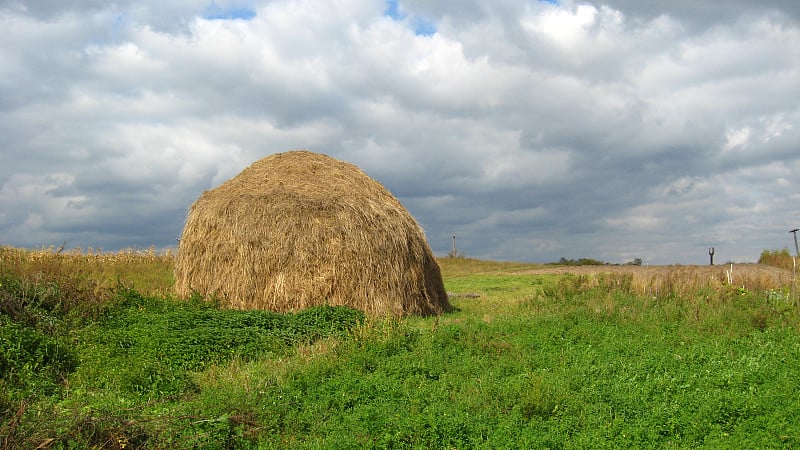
[1,0,798,264]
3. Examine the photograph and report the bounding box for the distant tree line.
[549,257,642,266]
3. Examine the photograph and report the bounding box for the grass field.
[2,247,800,448]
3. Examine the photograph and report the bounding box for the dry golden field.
[510,263,795,298]
[3,246,796,303]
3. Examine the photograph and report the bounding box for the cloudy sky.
[1,0,798,265]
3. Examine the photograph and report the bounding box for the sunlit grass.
[2,248,800,447]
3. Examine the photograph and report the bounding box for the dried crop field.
[514,263,795,297]
[514,262,791,281]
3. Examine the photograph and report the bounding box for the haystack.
[174,150,450,317]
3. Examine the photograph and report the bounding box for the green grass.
[73,289,364,399]
[2,249,800,448]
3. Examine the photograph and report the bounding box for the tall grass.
[0,246,175,298]
[619,266,785,301]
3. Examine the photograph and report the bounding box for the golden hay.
[174,150,451,317]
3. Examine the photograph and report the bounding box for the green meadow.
[2,247,800,448]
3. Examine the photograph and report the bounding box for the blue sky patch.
[385,0,403,20]
[203,3,256,20]
[412,18,436,36]
[384,0,436,36]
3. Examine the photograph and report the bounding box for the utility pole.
[791,229,799,308]
[708,247,715,266]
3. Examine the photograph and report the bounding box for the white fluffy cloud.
[1,0,798,263]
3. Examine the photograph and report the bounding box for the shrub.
[758,248,793,270]
[552,257,609,266]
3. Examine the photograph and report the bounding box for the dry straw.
[174,150,451,317]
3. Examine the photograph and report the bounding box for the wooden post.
[794,256,797,308]
[791,229,799,307]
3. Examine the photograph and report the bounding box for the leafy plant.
[76,289,365,398]
[0,316,78,400]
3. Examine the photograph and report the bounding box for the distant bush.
[552,257,643,266]
[758,248,793,270]
[551,257,609,266]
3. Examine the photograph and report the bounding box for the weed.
[0,316,78,398]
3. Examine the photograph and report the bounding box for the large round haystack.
[174,150,450,317]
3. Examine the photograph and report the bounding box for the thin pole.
[451,235,457,258]
[791,229,799,308]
